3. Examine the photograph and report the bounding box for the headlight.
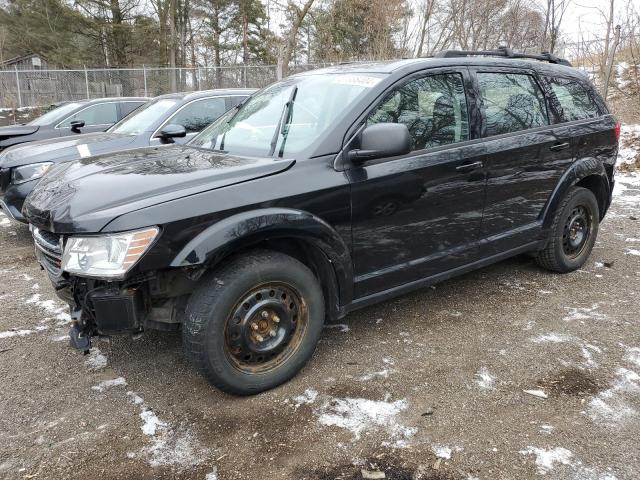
[62,227,159,278]
[12,162,54,184]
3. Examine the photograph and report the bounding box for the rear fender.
[170,208,354,305]
[541,157,610,229]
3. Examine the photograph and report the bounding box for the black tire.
[182,249,325,395]
[535,186,599,273]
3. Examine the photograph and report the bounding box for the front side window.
[190,73,384,157]
[477,72,549,136]
[167,97,228,133]
[58,102,118,127]
[367,73,469,151]
[547,77,599,122]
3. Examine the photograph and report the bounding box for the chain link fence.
[0,64,329,110]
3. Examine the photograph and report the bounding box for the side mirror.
[70,120,85,133]
[156,124,187,143]
[348,123,411,163]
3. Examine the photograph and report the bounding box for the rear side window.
[367,73,469,151]
[477,72,549,136]
[168,97,228,133]
[546,77,600,122]
[120,101,145,118]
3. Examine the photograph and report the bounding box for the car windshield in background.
[190,73,385,157]
[109,98,179,135]
[27,102,84,126]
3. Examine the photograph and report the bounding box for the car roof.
[80,97,150,104]
[154,88,256,101]
[295,56,587,81]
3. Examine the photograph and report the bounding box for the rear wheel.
[535,186,599,273]
[182,250,324,395]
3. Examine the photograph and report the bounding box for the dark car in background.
[0,97,148,152]
[24,49,618,395]
[0,89,253,222]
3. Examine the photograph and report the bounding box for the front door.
[348,69,488,298]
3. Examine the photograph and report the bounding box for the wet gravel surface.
[0,172,639,480]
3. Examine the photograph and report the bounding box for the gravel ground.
[0,171,638,480]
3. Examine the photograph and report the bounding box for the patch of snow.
[475,367,495,390]
[531,333,573,343]
[520,446,573,474]
[625,238,640,242]
[140,409,168,436]
[24,293,71,323]
[624,347,640,368]
[523,389,548,399]
[124,390,210,468]
[0,328,34,339]
[359,369,392,381]
[92,377,127,392]
[624,248,640,256]
[293,389,318,408]
[432,445,452,459]
[520,445,619,479]
[85,349,108,371]
[205,467,218,480]
[540,425,554,434]
[0,217,10,227]
[563,304,606,322]
[588,367,639,425]
[325,323,350,333]
[316,396,416,446]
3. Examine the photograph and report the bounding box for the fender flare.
[541,157,610,229]
[170,207,354,305]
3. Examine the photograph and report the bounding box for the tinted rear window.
[477,72,549,137]
[546,77,600,122]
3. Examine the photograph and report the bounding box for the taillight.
[614,122,621,142]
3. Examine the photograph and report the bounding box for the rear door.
[470,67,575,256]
[348,68,488,298]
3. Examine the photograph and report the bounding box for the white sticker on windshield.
[77,144,91,158]
[333,75,381,88]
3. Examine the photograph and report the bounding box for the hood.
[0,124,39,140]
[0,132,138,168]
[23,145,295,233]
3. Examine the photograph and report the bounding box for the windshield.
[190,73,384,157]
[109,98,179,135]
[28,102,84,126]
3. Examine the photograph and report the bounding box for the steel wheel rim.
[562,205,592,258]
[224,282,308,374]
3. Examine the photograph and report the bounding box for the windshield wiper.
[268,86,298,157]
[215,99,249,151]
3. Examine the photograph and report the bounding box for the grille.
[32,227,63,276]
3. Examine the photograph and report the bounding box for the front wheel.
[535,186,599,273]
[182,249,325,395]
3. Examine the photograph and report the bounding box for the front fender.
[170,207,354,304]
[541,157,610,229]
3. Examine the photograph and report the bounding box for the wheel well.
[208,238,341,324]
[576,175,607,219]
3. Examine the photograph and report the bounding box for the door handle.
[456,161,484,172]
[549,142,570,152]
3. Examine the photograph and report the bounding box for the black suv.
[24,49,619,395]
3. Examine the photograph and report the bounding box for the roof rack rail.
[434,46,572,67]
